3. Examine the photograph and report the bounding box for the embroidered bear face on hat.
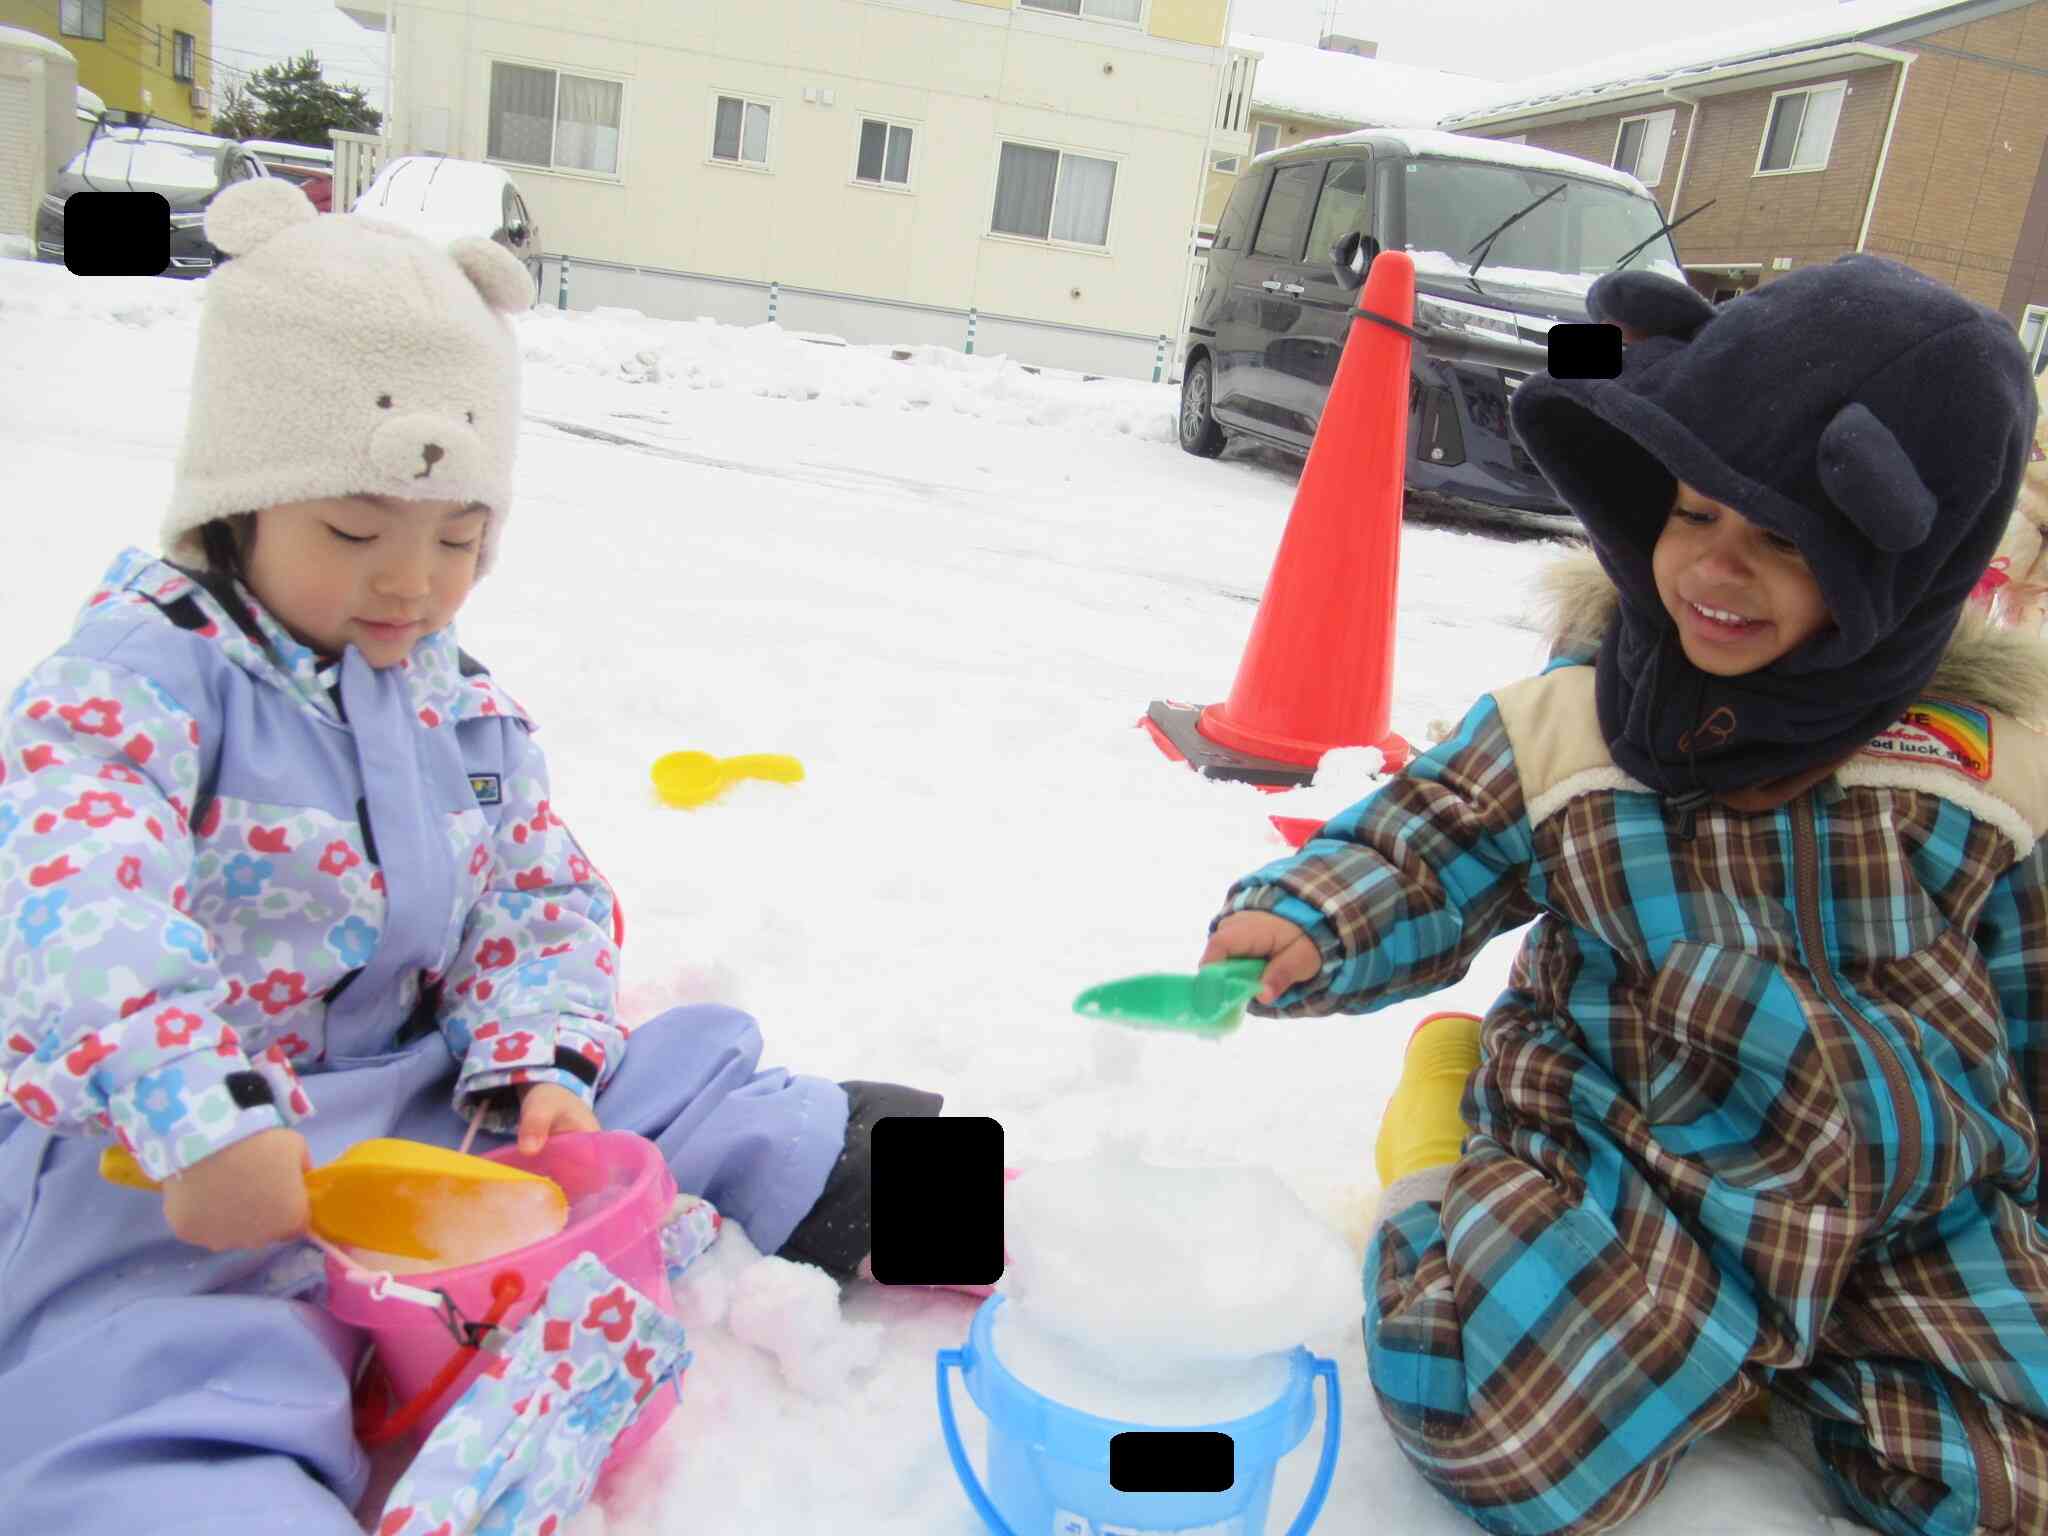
[162,176,533,578]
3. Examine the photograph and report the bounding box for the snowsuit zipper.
[1790,801,2011,1525]
[1791,800,1920,1217]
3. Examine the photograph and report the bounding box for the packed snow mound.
[518,307,1176,443]
[1001,1151,1360,1370]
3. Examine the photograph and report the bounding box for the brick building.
[1440,0,2048,364]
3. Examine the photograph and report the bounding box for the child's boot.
[857,1167,1021,1297]
[1375,1012,1481,1207]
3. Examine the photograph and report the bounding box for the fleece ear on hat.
[1586,269,1717,345]
[1816,401,1939,553]
[204,177,318,257]
[448,236,534,316]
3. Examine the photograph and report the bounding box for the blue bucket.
[937,1296,1340,1536]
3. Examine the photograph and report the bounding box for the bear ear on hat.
[1586,269,1717,346]
[448,237,534,316]
[205,177,317,257]
[1816,401,1939,553]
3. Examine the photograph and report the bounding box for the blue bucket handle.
[936,1348,1342,1536]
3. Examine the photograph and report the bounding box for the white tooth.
[1693,602,1751,625]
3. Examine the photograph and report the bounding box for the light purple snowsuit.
[0,549,849,1532]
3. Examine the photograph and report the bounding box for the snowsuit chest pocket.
[1637,940,1854,1208]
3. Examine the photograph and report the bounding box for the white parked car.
[351,155,542,299]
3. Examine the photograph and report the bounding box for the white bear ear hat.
[162,175,533,577]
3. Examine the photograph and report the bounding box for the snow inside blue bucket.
[935,1153,1353,1535]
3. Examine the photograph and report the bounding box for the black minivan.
[37,116,272,279]
[1180,129,1686,528]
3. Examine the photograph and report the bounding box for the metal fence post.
[557,255,570,312]
[1151,333,1167,383]
[965,306,977,356]
[768,280,780,324]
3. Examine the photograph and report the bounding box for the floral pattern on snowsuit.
[376,1252,693,1536]
[0,548,627,1180]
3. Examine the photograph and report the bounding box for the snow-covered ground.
[0,260,1870,1535]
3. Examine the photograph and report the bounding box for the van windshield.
[1396,159,1684,295]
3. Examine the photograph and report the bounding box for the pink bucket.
[324,1129,681,1473]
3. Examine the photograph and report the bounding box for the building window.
[1252,121,1281,157]
[1757,82,1845,174]
[1018,0,1144,21]
[59,0,104,40]
[488,62,624,175]
[1613,109,1675,185]
[856,118,913,186]
[174,32,196,84]
[711,94,773,168]
[991,141,1117,247]
[1211,152,1240,174]
[2022,304,2048,372]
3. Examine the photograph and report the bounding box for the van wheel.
[1179,357,1226,457]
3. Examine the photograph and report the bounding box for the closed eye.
[326,526,374,545]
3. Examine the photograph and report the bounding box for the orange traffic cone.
[1145,249,1417,786]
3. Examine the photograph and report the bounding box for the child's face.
[1651,481,1832,676]
[244,494,488,668]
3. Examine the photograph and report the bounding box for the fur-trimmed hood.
[1531,548,2048,727]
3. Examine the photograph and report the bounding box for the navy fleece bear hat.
[1509,254,2038,797]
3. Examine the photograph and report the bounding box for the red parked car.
[259,161,333,213]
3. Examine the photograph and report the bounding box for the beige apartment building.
[338,0,1257,377]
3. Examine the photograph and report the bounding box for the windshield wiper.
[1608,199,1716,272]
[1465,182,1567,289]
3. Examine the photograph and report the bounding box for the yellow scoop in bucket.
[651,750,804,809]
[99,1138,569,1262]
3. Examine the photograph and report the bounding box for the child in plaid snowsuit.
[1203,256,2048,1536]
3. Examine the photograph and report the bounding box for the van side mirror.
[1330,231,1379,292]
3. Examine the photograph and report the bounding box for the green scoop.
[1072,957,1270,1039]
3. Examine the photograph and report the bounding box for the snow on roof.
[1233,32,1504,129]
[1442,0,1956,123]
[0,24,78,66]
[1281,126,1655,198]
[76,84,104,115]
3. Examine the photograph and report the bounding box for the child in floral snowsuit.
[1204,257,2048,1536]
[0,179,940,1535]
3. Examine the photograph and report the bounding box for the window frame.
[1252,120,1281,158]
[985,137,1122,254]
[2021,303,2048,371]
[1210,151,1241,175]
[851,114,918,192]
[1015,0,1147,29]
[1753,81,1847,177]
[59,0,104,41]
[708,91,777,173]
[173,31,196,84]
[1610,108,1674,186]
[1302,154,1373,273]
[483,58,629,184]
[1247,158,1326,263]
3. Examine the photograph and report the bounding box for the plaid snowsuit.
[1221,615,2048,1536]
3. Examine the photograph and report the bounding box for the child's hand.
[1202,912,1322,1005]
[517,1081,599,1155]
[161,1127,312,1252]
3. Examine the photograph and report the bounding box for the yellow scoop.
[651,750,804,809]
[99,1138,568,1262]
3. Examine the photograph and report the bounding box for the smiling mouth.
[1686,600,1765,632]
